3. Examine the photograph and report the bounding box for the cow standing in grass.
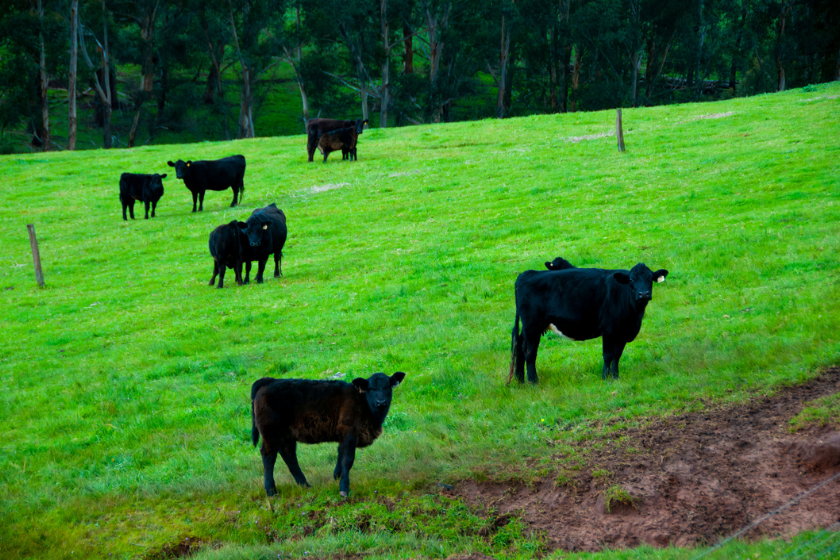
[208,220,260,288]
[251,372,406,497]
[510,261,669,383]
[306,118,368,162]
[167,155,245,212]
[317,120,366,163]
[239,203,287,283]
[119,173,166,220]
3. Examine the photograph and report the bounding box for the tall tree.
[68,0,79,150]
[79,0,116,148]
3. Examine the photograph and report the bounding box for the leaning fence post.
[27,224,45,287]
[616,108,626,152]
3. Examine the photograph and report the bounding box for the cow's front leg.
[333,445,343,480]
[278,438,310,488]
[151,200,157,218]
[144,200,151,219]
[337,433,357,497]
[274,252,282,278]
[198,190,206,211]
[191,191,198,212]
[602,337,625,380]
[234,261,244,285]
[128,200,136,220]
[255,257,268,284]
[523,332,541,384]
[243,261,252,285]
[121,201,128,221]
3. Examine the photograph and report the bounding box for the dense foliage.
[2,0,838,151]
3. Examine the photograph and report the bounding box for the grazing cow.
[251,371,406,497]
[510,261,669,383]
[317,122,363,163]
[166,155,246,212]
[119,173,166,220]
[545,257,575,271]
[239,203,288,283]
[306,118,368,162]
[208,220,261,288]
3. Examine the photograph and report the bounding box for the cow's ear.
[186,161,191,167]
[613,272,631,284]
[653,269,669,283]
[262,223,268,230]
[545,261,554,270]
[238,222,247,231]
[352,378,369,393]
[390,372,406,387]
[167,161,175,167]
[160,173,167,179]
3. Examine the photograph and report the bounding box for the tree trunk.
[424,3,450,123]
[403,21,414,73]
[646,28,675,99]
[776,2,789,92]
[629,0,641,107]
[200,10,230,140]
[295,5,309,121]
[497,14,510,118]
[549,17,558,110]
[380,0,390,128]
[729,8,746,91]
[229,5,254,138]
[693,0,705,97]
[101,0,113,149]
[836,45,840,81]
[129,4,159,148]
[570,45,581,112]
[558,0,570,112]
[36,0,50,151]
[69,0,78,150]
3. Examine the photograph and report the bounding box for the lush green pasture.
[1,84,839,559]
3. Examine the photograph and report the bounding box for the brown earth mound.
[452,367,840,552]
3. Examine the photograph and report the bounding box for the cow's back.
[253,378,364,444]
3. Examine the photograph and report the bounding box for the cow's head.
[352,372,406,424]
[166,160,192,179]
[354,119,369,135]
[143,173,167,201]
[545,257,575,271]
[240,212,271,247]
[613,263,669,304]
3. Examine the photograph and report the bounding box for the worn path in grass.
[456,367,840,553]
[1,84,839,559]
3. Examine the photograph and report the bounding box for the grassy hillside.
[0,83,839,559]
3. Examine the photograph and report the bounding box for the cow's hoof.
[266,487,276,497]
[339,491,348,498]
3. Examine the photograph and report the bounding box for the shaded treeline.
[1,0,838,151]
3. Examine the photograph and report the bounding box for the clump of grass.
[592,468,612,480]
[603,485,640,513]
[789,393,840,432]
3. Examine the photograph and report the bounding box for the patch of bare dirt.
[452,368,840,552]
[145,536,207,559]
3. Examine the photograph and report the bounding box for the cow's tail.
[250,378,274,447]
[507,311,521,385]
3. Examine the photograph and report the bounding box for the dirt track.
[453,368,840,552]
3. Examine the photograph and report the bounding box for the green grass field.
[1,83,839,559]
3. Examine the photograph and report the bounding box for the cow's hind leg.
[191,191,198,212]
[523,331,542,384]
[333,445,343,480]
[260,441,279,497]
[230,187,238,207]
[216,259,227,289]
[514,332,526,382]
[121,199,128,221]
[144,200,151,219]
[278,438,310,488]
[274,251,282,278]
[210,261,219,286]
[128,200,136,220]
[198,190,206,211]
[151,200,157,218]
[337,433,357,497]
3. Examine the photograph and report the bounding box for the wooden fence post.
[27,224,45,287]
[616,108,626,152]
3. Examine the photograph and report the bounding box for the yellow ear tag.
[187,162,190,167]
[262,224,268,230]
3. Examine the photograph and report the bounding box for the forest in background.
[1,0,839,153]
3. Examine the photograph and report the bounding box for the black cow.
[510,261,669,383]
[119,173,166,220]
[239,203,288,284]
[317,123,362,163]
[166,155,246,212]
[208,220,262,288]
[545,257,575,271]
[251,371,406,497]
[306,118,368,162]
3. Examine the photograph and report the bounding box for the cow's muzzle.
[249,240,260,247]
[637,291,652,301]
